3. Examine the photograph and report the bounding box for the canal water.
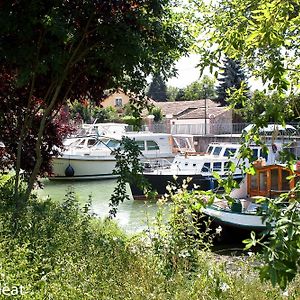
[38,179,247,254]
[37,179,159,233]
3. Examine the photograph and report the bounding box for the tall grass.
[0,176,299,299]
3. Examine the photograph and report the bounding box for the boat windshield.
[173,136,194,152]
[207,146,213,154]
[106,139,120,150]
[224,148,237,157]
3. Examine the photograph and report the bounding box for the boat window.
[135,140,145,151]
[213,162,222,171]
[282,170,290,190]
[193,163,196,167]
[256,149,268,160]
[201,162,211,172]
[207,146,213,154]
[76,140,86,147]
[259,171,267,192]
[224,162,230,171]
[146,140,159,151]
[261,150,268,160]
[87,139,97,147]
[271,169,279,190]
[252,149,258,160]
[250,174,257,190]
[213,147,222,156]
[224,148,237,157]
[94,141,107,149]
[106,139,120,149]
[185,163,188,166]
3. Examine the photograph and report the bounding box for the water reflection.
[37,179,159,233]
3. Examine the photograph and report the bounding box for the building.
[152,100,232,135]
[101,90,130,112]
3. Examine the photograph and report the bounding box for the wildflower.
[220,282,229,292]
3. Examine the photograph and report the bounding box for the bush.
[0,176,299,299]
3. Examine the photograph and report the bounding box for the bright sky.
[167,54,202,88]
[167,53,264,91]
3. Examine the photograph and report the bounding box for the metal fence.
[126,122,300,136]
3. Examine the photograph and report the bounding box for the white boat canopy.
[242,124,297,135]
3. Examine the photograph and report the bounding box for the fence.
[126,122,300,136]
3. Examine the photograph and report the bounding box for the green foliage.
[146,74,167,102]
[148,106,163,122]
[216,57,249,106]
[184,75,216,100]
[68,100,120,123]
[244,188,300,290]
[0,175,299,299]
[230,90,295,123]
[92,106,119,123]
[149,181,213,277]
[109,137,152,217]
[195,0,300,94]
[166,86,180,101]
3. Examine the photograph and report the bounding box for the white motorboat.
[129,140,291,199]
[201,164,300,237]
[62,122,128,146]
[49,132,195,180]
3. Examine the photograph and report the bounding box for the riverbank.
[1,176,299,299]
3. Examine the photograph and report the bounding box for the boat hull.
[130,173,243,200]
[49,156,117,180]
[202,206,268,231]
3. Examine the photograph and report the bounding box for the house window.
[115,97,123,107]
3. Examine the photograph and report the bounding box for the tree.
[146,74,168,102]
[149,106,163,122]
[175,88,185,101]
[166,86,180,101]
[216,57,248,106]
[194,0,300,289]
[184,75,216,100]
[0,0,192,198]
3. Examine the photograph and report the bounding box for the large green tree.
[216,57,248,106]
[193,0,300,289]
[184,75,216,100]
[0,0,192,198]
[146,74,168,102]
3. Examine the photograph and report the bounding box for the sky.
[167,53,264,91]
[167,54,202,88]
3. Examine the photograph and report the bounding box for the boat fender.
[65,164,75,177]
[271,143,278,153]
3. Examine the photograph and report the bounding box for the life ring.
[65,164,75,177]
[271,143,278,153]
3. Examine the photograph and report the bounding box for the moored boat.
[49,132,195,180]
[201,164,300,240]
[129,141,287,200]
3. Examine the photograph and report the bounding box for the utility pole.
[204,83,208,135]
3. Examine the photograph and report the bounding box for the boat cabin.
[206,142,267,160]
[247,164,300,198]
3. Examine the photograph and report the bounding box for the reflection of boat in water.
[50,130,195,180]
[129,141,288,200]
[201,164,300,240]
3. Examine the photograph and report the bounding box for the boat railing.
[142,159,172,172]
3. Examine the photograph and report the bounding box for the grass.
[0,180,299,299]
